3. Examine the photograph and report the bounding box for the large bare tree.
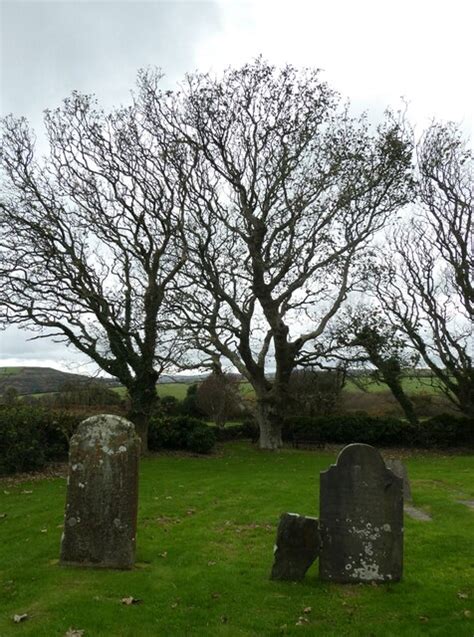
[375,123,473,417]
[0,89,187,450]
[140,60,414,448]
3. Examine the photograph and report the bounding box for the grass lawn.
[1,443,472,636]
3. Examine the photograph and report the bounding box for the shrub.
[159,395,181,417]
[288,368,345,417]
[0,406,78,475]
[180,384,206,418]
[213,422,252,442]
[282,412,473,448]
[148,415,216,454]
[187,424,216,453]
[412,413,473,447]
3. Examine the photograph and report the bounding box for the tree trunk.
[255,398,283,450]
[384,376,419,425]
[128,372,159,454]
[455,378,474,418]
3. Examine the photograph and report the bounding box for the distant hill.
[0,366,120,396]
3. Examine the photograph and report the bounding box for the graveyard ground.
[0,442,473,636]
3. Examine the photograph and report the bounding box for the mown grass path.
[0,443,473,636]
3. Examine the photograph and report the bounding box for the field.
[0,443,472,636]
[110,376,441,404]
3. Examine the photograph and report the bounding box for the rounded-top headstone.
[319,443,403,583]
[60,414,140,569]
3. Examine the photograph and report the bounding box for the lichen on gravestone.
[319,443,403,583]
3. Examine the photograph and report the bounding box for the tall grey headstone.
[270,513,320,581]
[385,459,412,503]
[60,414,140,569]
[319,444,403,583]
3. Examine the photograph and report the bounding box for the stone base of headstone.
[60,414,140,570]
[270,513,320,581]
[319,444,403,583]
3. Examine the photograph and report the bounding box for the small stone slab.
[60,414,140,569]
[456,500,474,510]
[404,505,432,521]
[270,513,320,581]
[319,444,403,583]
[385,459,412,503]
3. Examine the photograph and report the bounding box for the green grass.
[0,443,473,636]
[344,376,441,395]
[112,383,190,401]
[0,367,19,376]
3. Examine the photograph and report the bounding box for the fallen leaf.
[64,629,85,637]
[171,602,178,609]
[4,490,10,495]
[187,509,196,516]
[220,616,228,623]
[159,551,168,558]
[457,591,469,599]
[13,614,28,623]
[207,560,216,566]
[121,596,142,606]
[40,529,48,533]
[21,490,33,494]
[419,616,429,623]
[296,616,309,626]
[464,609,472,618]
[165,496,172,500]
[303,607,312,614]
[0,513,7,519]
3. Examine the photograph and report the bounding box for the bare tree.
[375,123,473,417]
[140,59,414,448]
[0,88,187,451]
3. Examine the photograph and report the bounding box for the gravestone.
[60,414,140,569]
[385,459,412,503]
[271,513,320,580]
[319,444,403,583]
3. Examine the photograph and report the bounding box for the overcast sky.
[1,0,473,374]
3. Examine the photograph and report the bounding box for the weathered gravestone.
[385,459,412,503]
[319,444,403,583]
[270,513,320,581]
[60,414,140,569]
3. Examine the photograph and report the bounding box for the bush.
[148,415,216,454]
[282,412,473,448]
[412,413,473,447]
[213,422,250,442]
[0,406,79,475]
[159,395,181,417]
[288,368,345,417]
[187,424,216,454]
[180,384,206,418]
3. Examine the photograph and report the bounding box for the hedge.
[282,412,473,448]
[0,406,79,475]
[148,415,216,454]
